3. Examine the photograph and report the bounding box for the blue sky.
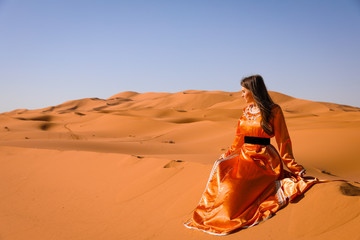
[0,0,359,113]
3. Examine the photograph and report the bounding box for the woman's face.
[241,86,255,104]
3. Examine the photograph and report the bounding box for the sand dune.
[0,90,359,240]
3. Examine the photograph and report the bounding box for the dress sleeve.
[223,115,245,158]
[273,105,305,175]
[230,119,244,151]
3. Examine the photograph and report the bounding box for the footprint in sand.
[339,183,360,196]
[163,160,184,169]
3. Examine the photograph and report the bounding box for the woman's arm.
[220,116,245,159]
[274,105,305,176]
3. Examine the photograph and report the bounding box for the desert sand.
[0,90,359,240]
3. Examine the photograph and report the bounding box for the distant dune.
[0,90,359,240]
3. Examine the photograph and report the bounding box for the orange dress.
[184,104,318,235]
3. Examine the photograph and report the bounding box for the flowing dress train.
[183,104,318,235]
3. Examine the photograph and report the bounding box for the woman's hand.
[219,147,234,159]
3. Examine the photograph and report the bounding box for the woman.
[184,75,318,235]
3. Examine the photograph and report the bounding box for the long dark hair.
[241,75,277,136]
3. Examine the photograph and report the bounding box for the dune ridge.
[0,90,359,240]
